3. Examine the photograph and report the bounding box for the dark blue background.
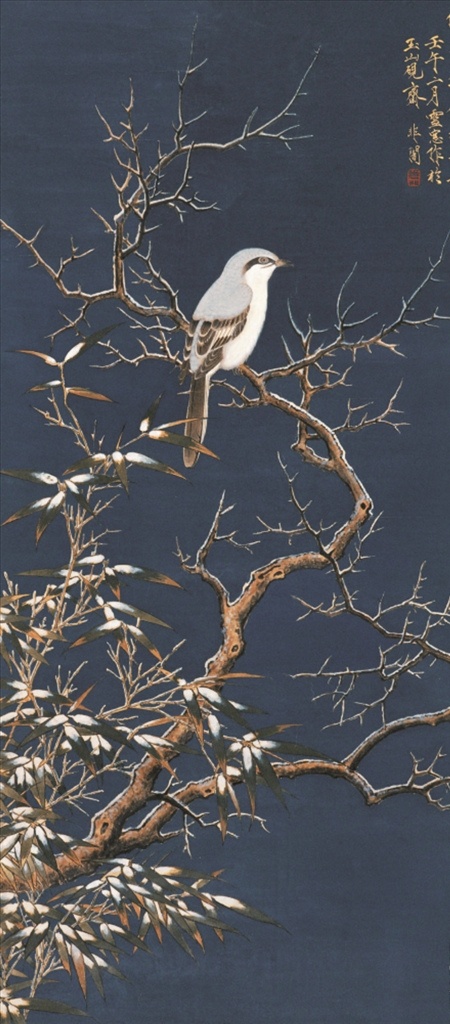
[1,2,449,1022]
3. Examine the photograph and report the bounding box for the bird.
[181,247,291,467]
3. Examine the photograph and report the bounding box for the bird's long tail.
[183,375,209,468]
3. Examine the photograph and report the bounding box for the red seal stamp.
[407,168,421,187]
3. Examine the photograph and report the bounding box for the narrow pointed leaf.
[85,958,105,999]
[125,451,184,479]
[104,567,121,598]
[1,469,59,486]
[65,481,94,513]
[63,731,97,773]
[242,745,257,818]
[251,723,301,739]
[216,672,263,680]
[0,642,12,667]
[148,428,219,459]
[164,915,195,957]
[71,944,87,998]
[27,379,62,392]
[213,895,284,928]
[75,717,133,749]
[63,454,108,475]
[257,740,332,759]
[216,773,228,842]
[112,451,129,491]
[252,746,287,807]
[139,393,163,432]
[77,554,105,566]
[106,924,152,955]
[183,688,203,744]
[69,619,123,648]
[126,623,162,660]
[24,999,86,1016]
[108,601,170,628]
[69,473,114,486]
[227,778,241,817]
[34,834,59,871]
[208,714,227,772]
[17,349,58,365]
[54,932,72,975]
[36,491,65,545]
[67,387,113,402]
[2,498,50,526]
[198,687,249,727]
[113,564,181,587]
[19,566,67,578]
[23,920,49,959]
[64,323,121,363]
[14,640,48,664]
[69,683,96,711]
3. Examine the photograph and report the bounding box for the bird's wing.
[192,308,250,377]
[179,321,195,383]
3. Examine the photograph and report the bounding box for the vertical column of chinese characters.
[424,35,445,185]
[403,37,425,187]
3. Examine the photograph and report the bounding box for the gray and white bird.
[182,247,291,467]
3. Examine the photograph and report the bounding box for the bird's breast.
[220,289,268,370]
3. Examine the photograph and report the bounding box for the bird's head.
[225,248,292,289]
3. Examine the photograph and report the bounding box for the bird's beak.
[276,257,294,267]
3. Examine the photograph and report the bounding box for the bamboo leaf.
[27,379,62,392]
[63,728,97,773]
[17,349,58,366]
[13,639,48,664]
[67,387,113,402]
[85,957,105,999]
[208,715,227,773]
[70,944,87,998]
[251,723,301,739]
[1,469,59,486]
[35,491,65,545]
[63,323,121,363]
[213,895,284,928]
[197,687,249,727]
[125,451,184,479]
[69,619,123,648]
[113,564,181,587]
[34,833,59,872]
[183,688,203,745]
[54,932,72,975]
[164,914,195,957]
[112,451,129,492]
[148,428,219,459]
[241,745,257,818]
[2,498,50,526]
[64,481,94,513]
[139,393,163,432]
[19,566,67,577]
[216,672,263,680]
[22,999,86,1016]
[126,623,162,660]
[63,453,108,475]
[257,740,332,759]
[23,920,49,959]
[216,773,228,843]
[69,473,114,486]
[251,746,287,807]
[107,601,170,628]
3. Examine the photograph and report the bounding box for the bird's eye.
[258,256,271,265]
